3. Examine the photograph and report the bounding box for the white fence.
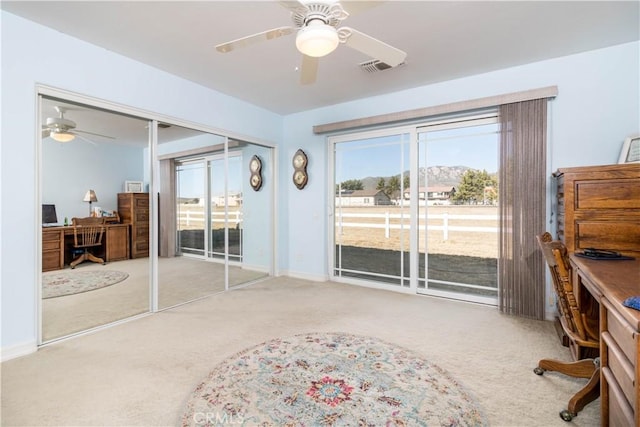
[178,210,497,240]
[336,212,498,240]
[178,210,243,228]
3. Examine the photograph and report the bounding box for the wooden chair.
[534,232,600,422]
[70,217,106,269]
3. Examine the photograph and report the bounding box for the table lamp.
[83,190,98,216]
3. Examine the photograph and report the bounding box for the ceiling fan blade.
[73,133,98,146]
[300,55,319,85]
[340,27,406,67]
[42,128,50,138]
[341,1,384,16]
[278,1,305,13]
[74,129,116,139]
[216,26,294,53]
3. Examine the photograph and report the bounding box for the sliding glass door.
[331,115,499,304]
[176,160,206,256]
[417,119,499,304]
[209,154,242,263]
[333,131,411,288]
[175,153,243,263]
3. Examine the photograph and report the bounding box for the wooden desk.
[570,255,640,426]
[42,224,130,271]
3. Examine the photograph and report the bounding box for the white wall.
[43,140,144,221]
[280,41,640,298]
[1,11,282,356]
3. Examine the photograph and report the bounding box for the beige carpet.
[42,256,267,341]
[4,277,599,426]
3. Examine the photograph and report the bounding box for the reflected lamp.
[83,190,98,215]
[50,131,75,142]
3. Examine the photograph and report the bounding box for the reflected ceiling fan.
[215,0,407,85]
[42,106,115,144]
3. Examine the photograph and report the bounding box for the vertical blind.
[498,99,547,319]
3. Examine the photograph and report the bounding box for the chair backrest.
[71,216,105,226]
[536,232,588,342]
[72,217,105,248]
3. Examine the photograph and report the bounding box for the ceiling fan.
[42,106,115,144]
[215,1,407,85]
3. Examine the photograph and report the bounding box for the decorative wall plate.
[292,149,308,190]
[249,155,263,191]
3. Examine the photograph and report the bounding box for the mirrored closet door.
[40,95,151,342]
[157,127,274,309]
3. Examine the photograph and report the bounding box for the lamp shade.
[83,190,98,203]
[50,131,75,142]
[295,20,339,57]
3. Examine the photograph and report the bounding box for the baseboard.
[241,264,271,274]
[279,270,329,283]
[1,340,37,362]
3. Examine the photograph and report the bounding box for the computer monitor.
[42,204,58,225]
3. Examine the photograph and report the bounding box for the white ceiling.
[4,1,639,117]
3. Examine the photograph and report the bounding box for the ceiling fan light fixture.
[50,131,75,142]
[296,20,339,57]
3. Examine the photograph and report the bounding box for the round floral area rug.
[181,332,487,426]
[42,270,129,299]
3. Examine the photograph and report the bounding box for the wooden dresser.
[118,192,149,258]
[553,163,640,257]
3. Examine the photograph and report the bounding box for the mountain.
[360,166,473,190]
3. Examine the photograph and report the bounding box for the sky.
[335,123,499,181]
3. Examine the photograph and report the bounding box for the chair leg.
[567,367,600,416]
[86,252,105,265]
[70,250,104,268]
[70,253,87,269]
[534,358,600,421]
[535,358,596,379]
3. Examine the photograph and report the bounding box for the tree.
[386,175,401,199]
[452,169,498,205]
[337,179,363,192]
[403,174,410,191]
[376,177,386,191]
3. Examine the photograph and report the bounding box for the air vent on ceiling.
[359,59,404,73]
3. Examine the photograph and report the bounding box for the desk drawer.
[135,240,149,252]
[42,251,62,271]
[604,298,638,364]
[42,239,61,251]
[135,211,149,223]
[134,196,149,209]
[603,332,636,407]
[603,367,635,427]
[135,227,149,240]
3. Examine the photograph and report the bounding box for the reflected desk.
[570,254,640,426]
[42,224,130,271]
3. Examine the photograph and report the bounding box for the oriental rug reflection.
[42,270,128,298]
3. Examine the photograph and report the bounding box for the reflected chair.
[534,232,600,422]
[70,217,106,269]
